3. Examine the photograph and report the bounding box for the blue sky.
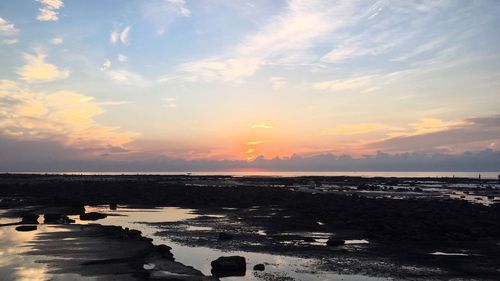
[0,0,499,170]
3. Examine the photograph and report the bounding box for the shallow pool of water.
[69,205,389,281]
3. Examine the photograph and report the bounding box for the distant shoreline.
[1,171,499,179]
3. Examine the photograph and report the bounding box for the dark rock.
[253,264,265,271]
[21,214,39,224]
[156,244,174,260]
[16,225,37,232]
[211,256,246,277]
[80,212,107,221]
[109,203,117,210]
[44,214,75,224]
[218,232,233,241]
[326,238,345,246]
[126,229,142,238]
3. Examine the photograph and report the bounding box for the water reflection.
[70,205,388,281]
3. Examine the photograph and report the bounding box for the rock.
[218,232,233,241]
[109,203,117,210]
[16,225,37,232]
[44,214,75,224]
[156,244,174,260]
[211,256,246,277]
[21,214,39,224]
[326,238,345,246]
[79,212,107,221]
[253,264,265,271]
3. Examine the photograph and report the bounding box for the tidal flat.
[0,174,499,280]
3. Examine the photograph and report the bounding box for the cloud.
[110,26,131,45]
[103,69,149,87]
[117,53,128,62]
[166,0,191,17]
[0,80,136,151]
[176,0,363,81]
[0,17,18,35]
[270,77,286,89]
[367,115,500,153]
[325,123,390,135]
[313,46,474,93]
[0,17,19,45]
[18,52,70,83]
[251,123,274,129]
[50,37,63,45]
[36,0,64,21]
[245,140,269,145]
[100,59,111,71]
[162,97,177,108]
[141,0,191,35]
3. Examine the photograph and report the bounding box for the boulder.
[44,214,75,224]
[326,238,345,247]
[253,264,265,271]
[156,244,174,260]
[16,225,37,232]
[21,214,39,224]
[79,212,107,221]
[218,232,233,241]
[211,256,246,277]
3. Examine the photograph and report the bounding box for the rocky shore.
[1,174,499,280]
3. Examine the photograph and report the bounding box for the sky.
[0,0,499,171]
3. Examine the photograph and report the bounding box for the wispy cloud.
[162,97,177,108]
[117,53,128,62]
[100,59,112,71]
[270,77,286,89]
[166,0,191,17]
[0,17,19,45]
[110,26,131,45]
[0,17,18,35]
[251,123,274,129]
[103,69,149,87]
[245,140,269,145]
[18,52,70,83]
[175,0,363,81]
[50,37,64,45]
[36,0,64,21]
[324,123,390,136]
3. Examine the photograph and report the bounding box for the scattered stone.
[218,232,233,241]
[143,263,156,270]
[44,214,75,224]
[21,214,39,224]
[16,225,37,232]
[211,256,246,277]
[253,264,265,271]
[80,212,107,221]
[326,238,345,247]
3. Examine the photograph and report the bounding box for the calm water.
[7,171,500,179]
[0,207,389,281]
